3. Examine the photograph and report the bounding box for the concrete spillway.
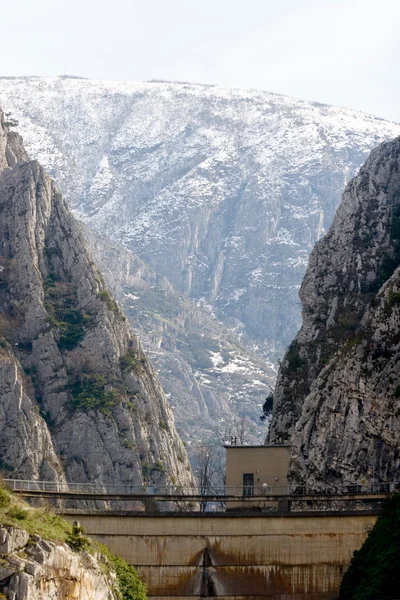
[63,512,377,599]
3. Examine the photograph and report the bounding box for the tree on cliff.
[339,494,400,599]
[260,393,273,422]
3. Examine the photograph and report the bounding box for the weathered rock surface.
[1,76,400,445]
[86,228,274,447]
[268,136,400,487]
[0,107,194,489]
[0,526,118,599]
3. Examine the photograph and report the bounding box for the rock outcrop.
[268,137,400,487]
[0,525,118,599]
[0,107,194,489]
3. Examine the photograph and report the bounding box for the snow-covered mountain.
[1,76,399,444]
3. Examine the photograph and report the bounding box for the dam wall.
[63,512,377,599]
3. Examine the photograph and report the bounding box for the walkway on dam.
[4,478,395,512]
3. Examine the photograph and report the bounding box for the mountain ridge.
[2,77,400,444]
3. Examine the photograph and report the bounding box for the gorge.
[1,76,400,446]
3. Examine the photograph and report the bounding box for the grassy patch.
[0,483,72,543]
[0,482,147,599]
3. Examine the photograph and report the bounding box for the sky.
[2,0,400,122]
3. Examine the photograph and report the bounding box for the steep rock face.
[86,228,274,448]
[0,525,118,599]
[0,108,194,488]
[1,77,400,366]
[268,137,400,486]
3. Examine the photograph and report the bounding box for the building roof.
[223,444,291,449]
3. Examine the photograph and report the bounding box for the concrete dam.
[63,511,377,600]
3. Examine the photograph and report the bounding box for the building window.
[243,473,254,496]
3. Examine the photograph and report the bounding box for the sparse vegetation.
[141,460,165,477]
[120,349,138,373]
[385,289,400,313]
[97,543,147,600]
[369,206,400,293]
[99,289,119,313]
[66,371,121,415]
[285,340,305,373]
[45,274,95,351]
[176,332,219,370]
[44,245,62,259]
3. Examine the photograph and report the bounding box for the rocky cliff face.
[0,107,194,488]
[0,526,118,600]
[268,137,400,487]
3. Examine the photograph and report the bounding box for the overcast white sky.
[2,0,399,122]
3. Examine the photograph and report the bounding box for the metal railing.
[3,479,398,497]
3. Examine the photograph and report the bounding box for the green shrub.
[66,372,121,415]
[141,460,165,477]
[45,276,95,351]
[66,523,91,552]
[120,350,138,374]
[8,505,28,520]
[97,543,147,600]
[339,493,400,599]
[260,393,273,421]
[109,554,147,600]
